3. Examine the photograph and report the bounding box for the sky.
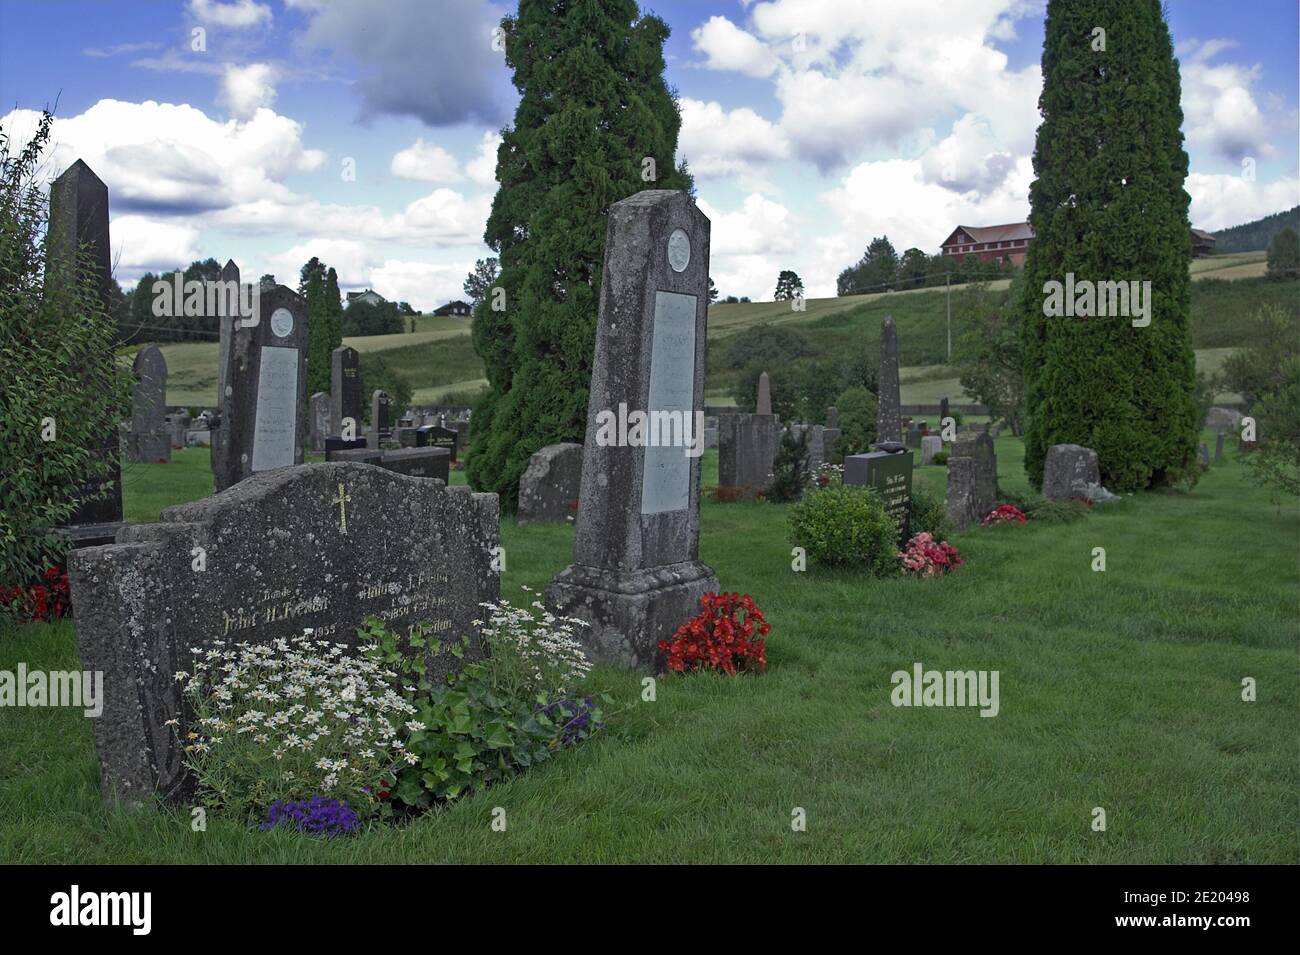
[1,0,1296,308]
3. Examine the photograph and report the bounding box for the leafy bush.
[768,428,810,502]
[932,450,949,466]
[908,481,953,540]
[357,352,413,424]
[360,600,603,810]
[835,384,878,457]
[1,112,132,598]
[997,489,1087,523]
[789,484,898,574]
[658,592,770,675]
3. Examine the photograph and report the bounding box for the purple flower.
[260,796,360,837]
[538,696,604,745]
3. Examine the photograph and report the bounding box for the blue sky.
[1,0,1296,307]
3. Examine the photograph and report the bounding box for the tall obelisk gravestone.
[213,281,309,490]
[331,345,361,438]
[546,190,718,670]
[876,315,902,445]
[47,160,123,539]
[844,314,913,543]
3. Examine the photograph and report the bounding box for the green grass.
[1,436,1295,862]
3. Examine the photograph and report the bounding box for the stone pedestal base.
[546,559,718,671]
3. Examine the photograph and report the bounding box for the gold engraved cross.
[333,482,352,531]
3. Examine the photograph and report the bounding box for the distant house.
[433,300,472,317]
[346,289,386,307]
[940,222,1034,265]
[1190,228,1217,257]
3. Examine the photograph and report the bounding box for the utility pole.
[946,272,952,360]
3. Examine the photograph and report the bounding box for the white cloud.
[1186,172,1300,231]
[691,16,778,78]
[391,138,462,183]
[369,260,474,312]
[110,215,202,281]
[219,63,277,119]
[1181,39,1275,162]
[465,130,501,188]
[678,98,789,179]
[189,0,272,28]
[918,114,1017,196]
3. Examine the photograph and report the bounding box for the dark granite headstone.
[68,462,500,807]
[944,431,997,529]
[47,159,122,528]
[844,449,913,544]
[309,392,329,452]
[939,396,950,423]
[212,284,309,491]
[875,316,902,446]
[330,345,360,437]
[126,345,170,463]
[324,435,368,457]
[380,447,450,483]
[368,389,391,448]
[425,426,458,463]
[1042,444,1100,501]
[546,190,718,670]
[518,443,583,524]
[329,447,383,466]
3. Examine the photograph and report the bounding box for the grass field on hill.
[2,433,1294,863]
[155,265,1293,408]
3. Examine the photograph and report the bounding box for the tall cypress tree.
[1022,0,1198,490]
[303,265,330,396]
[468,0,692,505]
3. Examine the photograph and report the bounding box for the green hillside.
[156,266,1295,408]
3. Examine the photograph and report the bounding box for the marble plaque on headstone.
[641,291,696,515]
[251,345,300,472]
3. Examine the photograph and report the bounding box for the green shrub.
[998,489,1087,523]
[908,481,954,539]
[768,428,810,502]
[789,484,898,574]
[932,450,949,466]
[835,384,878,457]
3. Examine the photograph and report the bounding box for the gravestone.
[330,346,360,438]
[844,449,913,544]
[518,443,584,524]
[875,316,902,445]
[939,396,950,424]
[449,418,471,450]
[126,346,169,463]
[1214,431,1225,463]
[1041,444,1100,501]
[368,390,391,449]
[68,461,500,806]
[718,413,776,496]
[546,190,718,670]
[309,392,330,453]
[186,431,211,448]
[1205,407,1243,433]
[803,424,827,472]
[328,447,382,465]
[921,434,943,466]
[212,284,309,491]
[424,425,458,463]
[380,447,450,482]
[47,159,123,535]
[211,259,241,485]
[823,407,842,464]
[756,371,772,416]
[167,413,191,450]
[905,426,922,450]
[1198,442,1210,469]
[324,435,367,458]
[944,431,997,529]
[703,426,717,449]
[396,427,420,448]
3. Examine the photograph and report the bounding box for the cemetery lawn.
[1,440,1295,862]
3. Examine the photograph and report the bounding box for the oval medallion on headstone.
[270,307,294,338]
[667,228,690,272]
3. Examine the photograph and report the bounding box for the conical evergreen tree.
[468,0,692,504]
[303,265,330,396]
[1022,0,1198,490]
[324,266,344,367]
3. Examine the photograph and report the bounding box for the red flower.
[658,592,769,675]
